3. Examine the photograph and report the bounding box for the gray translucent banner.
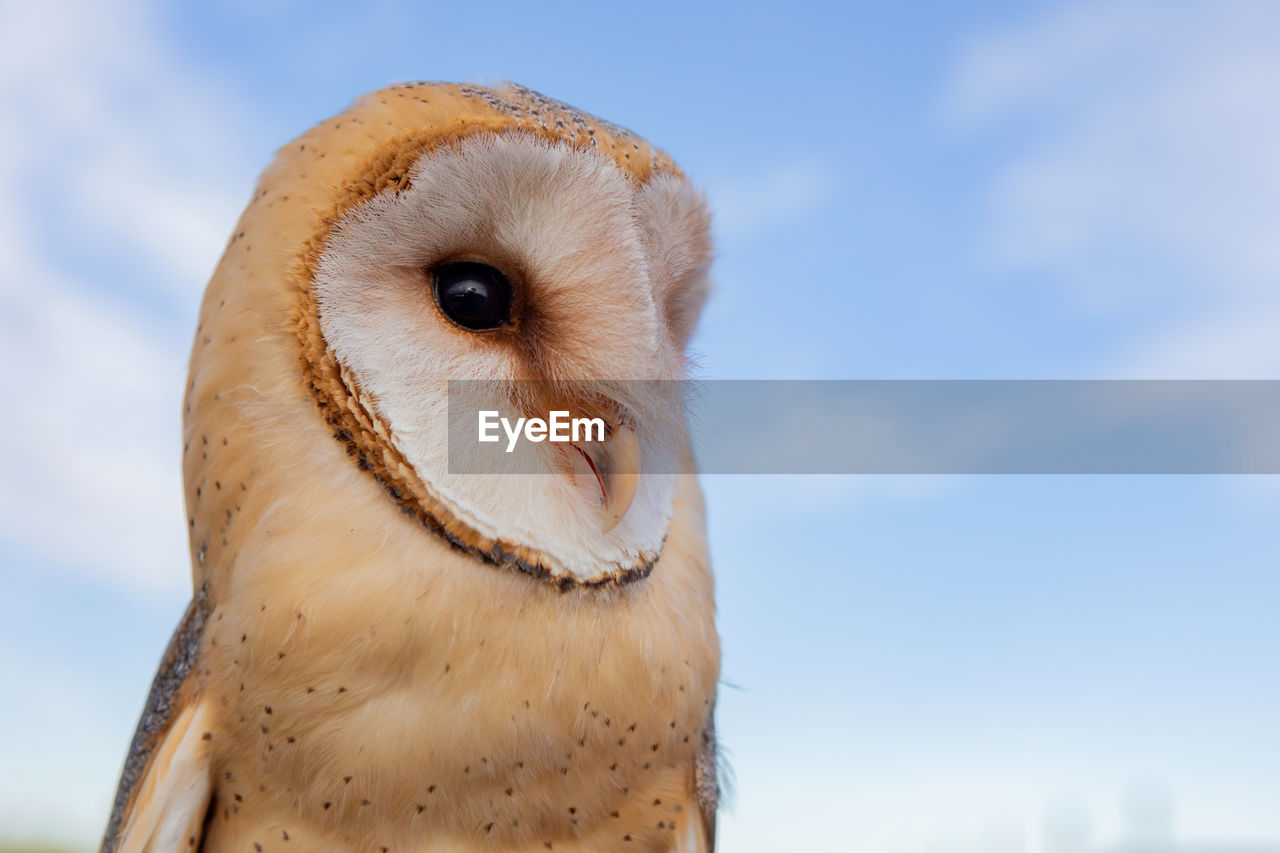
[446,380,1280,474]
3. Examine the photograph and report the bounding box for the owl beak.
[570,424,641,534]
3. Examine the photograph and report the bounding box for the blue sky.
[2,1,1279,850]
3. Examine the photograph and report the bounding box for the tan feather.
[119,700,214,853]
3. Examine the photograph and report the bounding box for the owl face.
[309,129,711,584]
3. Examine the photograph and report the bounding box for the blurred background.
[2,1,1278,851]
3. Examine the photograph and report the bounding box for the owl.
[100,82,720,853]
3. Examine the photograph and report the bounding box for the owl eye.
[431,262,514,331]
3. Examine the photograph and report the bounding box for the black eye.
[431,261,514,331]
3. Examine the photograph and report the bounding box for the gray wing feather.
[694,710,719,850]
[100,586,209,852]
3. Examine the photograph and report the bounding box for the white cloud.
[0,642,138,846]
[0,0,251,596]
[944,0,1280,377]
[707,159,834,239]
[719,743,1280,853]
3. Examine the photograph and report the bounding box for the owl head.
[188,83,713,589]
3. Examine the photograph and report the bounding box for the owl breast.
[193,439,717,852]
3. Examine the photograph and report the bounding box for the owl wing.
[693,712,720,851]
[101,596,215,853]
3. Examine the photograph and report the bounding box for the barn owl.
[100,82,720,853]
